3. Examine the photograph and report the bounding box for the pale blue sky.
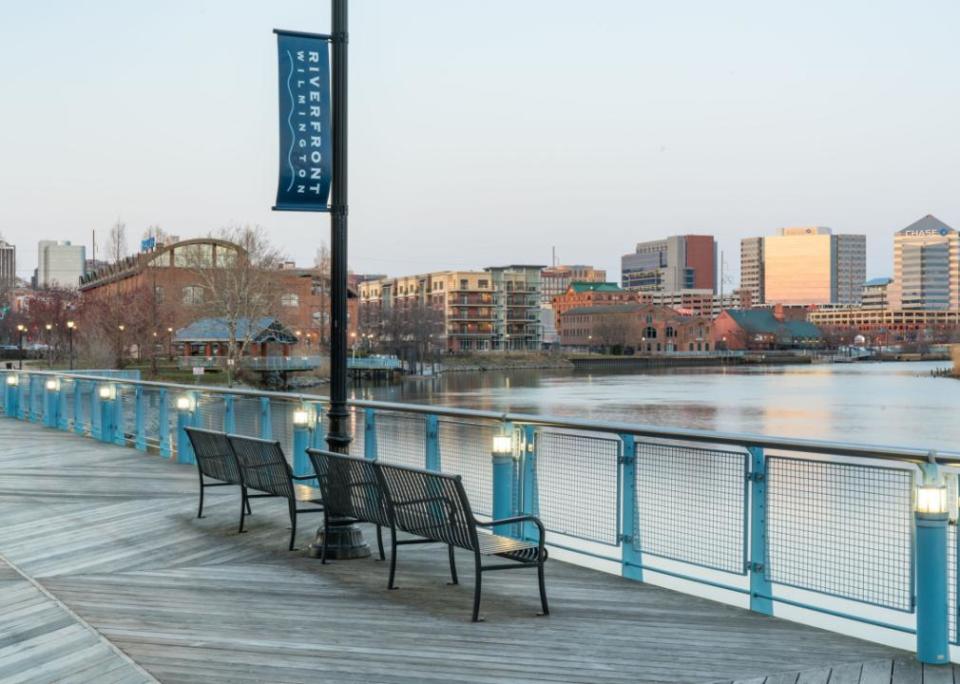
[1,1,958,283]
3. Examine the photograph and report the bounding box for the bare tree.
[313,243,330,349]
[108,220,128,262]
[593,312,635,354]
[187,225,284,386]
[377,302,445,373]
[142,225,174,247]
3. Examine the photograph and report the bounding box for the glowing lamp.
[98,384,116,400]
[45,379,60,391]
[492,435,513,455]
[917,485,947,515]
[293,408,311,426]
[176,395,195,412]
[6,375,18,387]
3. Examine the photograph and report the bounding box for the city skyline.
[2,1,959,282]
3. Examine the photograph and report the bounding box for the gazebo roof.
[174,317,297,344]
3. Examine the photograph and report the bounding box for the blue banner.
[273,30,332,212]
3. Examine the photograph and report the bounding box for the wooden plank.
[921,663,954,684]
[765,673,799,684]
[858,659,893,683]
[889,657,921,683]
[795,667,830,684]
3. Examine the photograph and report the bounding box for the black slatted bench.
[227,434,324,551]
[308,448,549,622]
[184,427,249,520]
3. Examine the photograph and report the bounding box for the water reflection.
[333,361,958,451]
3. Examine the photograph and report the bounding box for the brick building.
[551,283,637,339]
[78,238,356,353]
[559,302,712,353]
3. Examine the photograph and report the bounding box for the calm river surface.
[347,361,960,452]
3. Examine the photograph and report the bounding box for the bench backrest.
[307,449,391,527]
[185,427,242,485]
[226,434,294,500]
[377,462,478,552]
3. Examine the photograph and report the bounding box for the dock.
[0,416,949,683]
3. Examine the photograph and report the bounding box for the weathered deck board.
[0,416,936,683]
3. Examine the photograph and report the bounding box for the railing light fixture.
[492,434,513,455]
[176,395,195,412]
[45,379,60,391]
[98,384,116,400]
[917,484,947,516]
[6,375,18,386]
[293,408,311,426]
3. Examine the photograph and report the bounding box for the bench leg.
[447,545,459,585]
[238,487,248,533]
[288,500,297,551]
[245,495,252,515]
[538,561,549,616]
[197,483,205,519]
[471,555,482,622]
[376,525,385,561]
[388,535,398,590]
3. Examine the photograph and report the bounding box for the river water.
[350,360,959,452]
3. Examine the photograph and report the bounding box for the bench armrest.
[291,475,316,481]
[476,515,546,552]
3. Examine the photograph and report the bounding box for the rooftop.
[0,417,913,683]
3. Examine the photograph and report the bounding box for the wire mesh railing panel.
[232,397,262,438]
[118,385,137,440]
[197,394,226,432]
[535,429,620,545]
[76,381,93,434]
[30,377,42,421]
[635,441,748,574]
[375,412,426,468]
[142,387,164,447]
[766,456,914,611]
[438,418,496,516]
[949,521,957,644]
[271,399,295,462]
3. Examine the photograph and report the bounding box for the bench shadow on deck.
[0,417,940,684]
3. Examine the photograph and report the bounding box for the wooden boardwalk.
[0,416,951,683]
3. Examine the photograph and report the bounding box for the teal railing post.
[223,395,236,434]
[364,408,377,460]
[916,463,949,664]
[292,405,311,478]
[57,381,68,431]
[491,422,515,536]
[73,381,83,434]
[18,376,28,420]
[748,446,772,615]
[259,397,272,440]
[91,382,101,439]
[176,393,196,464]
[134,385,146,451]
[158,388,171,458]
[620,433,642,582]
[42,380,56,428]
[99,387,116,444]
[4,376,19,418]
[425,414,440,471]
[113,386,127,446]
[310,402,325,451]
[519,424,539,540]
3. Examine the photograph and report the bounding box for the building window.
[154,285,164,303]
[182,286,204,306]
[643,326,657,339]
[665,326,675,338]
[460,279,468,289]
[281,293,300,307]
[479,279,488,288]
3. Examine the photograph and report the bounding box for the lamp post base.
[307,519,371,560]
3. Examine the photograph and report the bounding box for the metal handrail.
[4,368,957,465]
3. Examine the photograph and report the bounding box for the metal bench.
[307,449,549,622]
[184,427,249,520]
[307,450,389,562]
[227,434,324,550]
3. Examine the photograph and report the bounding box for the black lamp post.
[16,324,25,370]
[308,0,369,560]
[66,321,75,370]
[44,323,53,368]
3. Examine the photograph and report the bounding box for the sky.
[1,0,959,285]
